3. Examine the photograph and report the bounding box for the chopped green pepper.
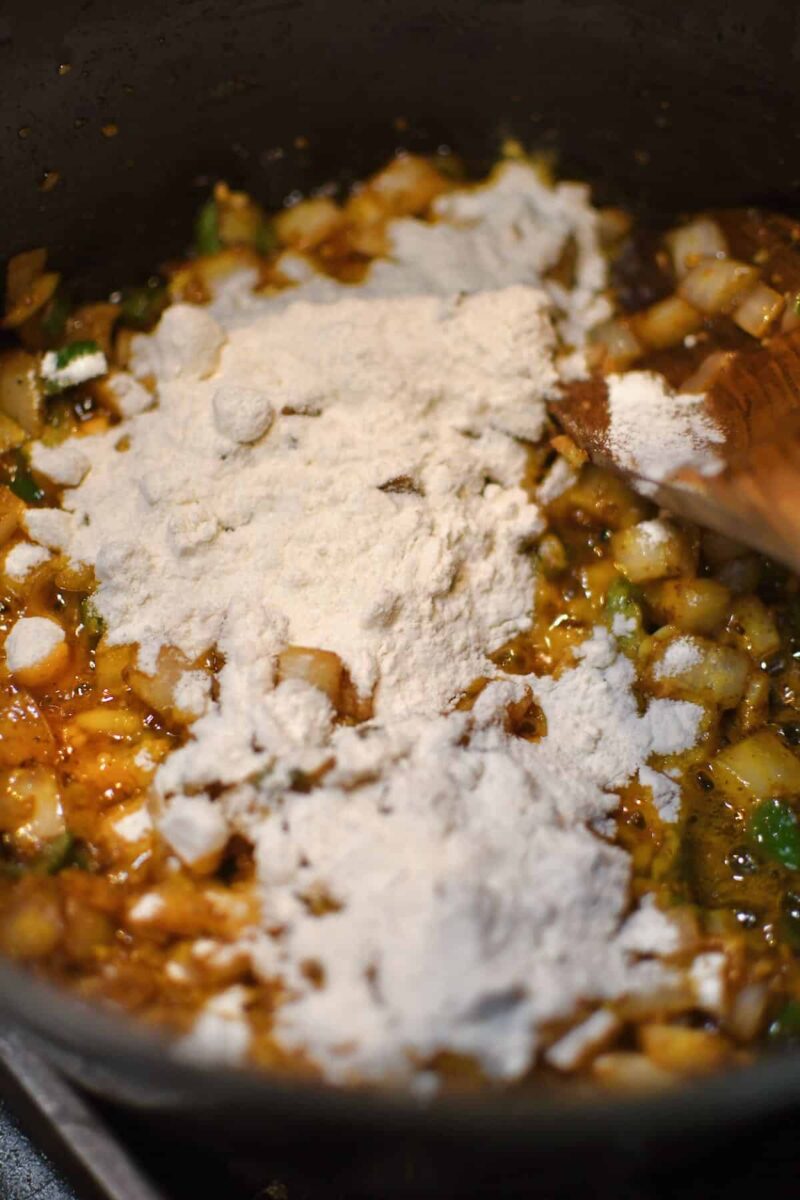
[119,283,167,330]
[748,798,800,871]
[40,291,71,344]
[194,198,221,255]
[769,999,800,1041]
[79,596,106,645]
[36,832,77,875]
[604,575,644,657]
[8,452,45,504]
[254,218,280,256]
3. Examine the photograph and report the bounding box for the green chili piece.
[195,198,221,255]
[54,340,101,369]
[748,798,800,871]
[8,452,45,504]
[40,291,71,344]
[604,575,644,656]
[79,596,106,645]
[36,831,77,875]
[119,283,167,330]
[769,999,800,1041]
[254,218,280,256]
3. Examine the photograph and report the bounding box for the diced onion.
[726,595,781,661]
[611,520,694,583]
[274,198,344,252]
[732,282,785,338]
[678,259,759,315]
[367,154,448,217]
[665,218,728,278]
[644,578,731,636]
[277,645,343,706]
[645,634,750,710]
[638,1024,729,1075]
[631,296,703,350]
[592,1052,676,1091]
[0,348,44,435]
[711,729,800,805]
[588,318,643,370]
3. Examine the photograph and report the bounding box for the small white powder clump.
[637,518,672,546]
[654,637,703,679]
[104,372,155,417]
[112,806,153,843]
[30,442,90,487]
[606,371,725,492]
[4,616,65,673]
[3,542,51,582]
[531,628,700,793]
[176,987,252,1066]
[611,612,636,639]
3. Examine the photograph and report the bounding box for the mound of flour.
[25,162,704,1083]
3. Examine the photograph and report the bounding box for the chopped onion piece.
[587,317,643,370]
[277,645,343,706]
[631,296,703,350]
[274,198,344,252]
[732,282,785,338]
[665,218,728,277]
[0,348,43,435]
[678,259,759,315]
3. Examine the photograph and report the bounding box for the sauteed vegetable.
[3,146,800,1089]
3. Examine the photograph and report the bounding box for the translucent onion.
[678,259,759,315]
[611,520,694,584]
[274,197,344,252]
[277,645,344,706]
[631,295,703,350]
[587,317,643,369]
[665,218,728,277]
[732,282,785,338]
[711,729,800,805]
[367,154,448,217]
[639,1024,729,1075]
[0,348,44,435]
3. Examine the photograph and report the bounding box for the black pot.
[2,1,800,1194]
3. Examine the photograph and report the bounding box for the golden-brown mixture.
[3,148,800,1090]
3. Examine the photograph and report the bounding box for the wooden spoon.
[550,328,800,574]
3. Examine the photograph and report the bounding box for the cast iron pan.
[2,0,800,1194]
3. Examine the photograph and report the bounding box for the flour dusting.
[24,162,707,1084]
[606,371,725,491]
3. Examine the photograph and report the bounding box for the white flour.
[606,371,724,492]
[25,163,706,1083]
